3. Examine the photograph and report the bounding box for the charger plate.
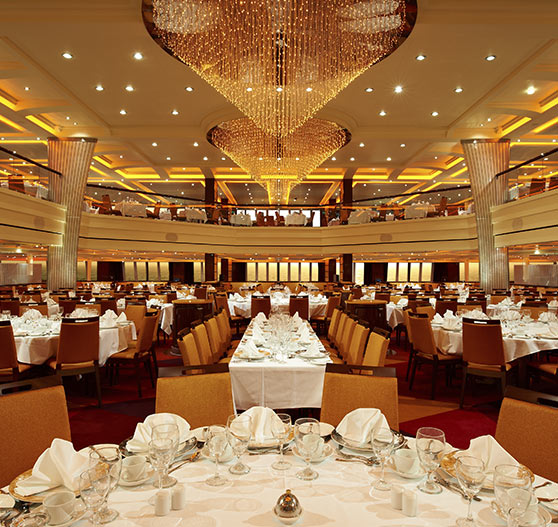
[9,470,78,504]
[331,428,405,453]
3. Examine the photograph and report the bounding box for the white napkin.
[464,309,489,320]
[69,308,97,318]
[292,312,301,324]
[299,325,311,342]
[14,439,89,495]
[442,312,461,331]
[240,340,263,358]
[116,312,127,323]
[252,326,266,346]
[231,293,244,302]
[253,291,262,297]
[460,435,518,474]
[336,408,389,444]
[500,310,522,322]
[433,313,444,324]
[254,312,267,322]
[549,300,558,308]
[21,309,43,322]
[46,297,57,307]
[41,292,50,301]
[300,341,322,357]
[146,299,161,308]
[397,298,408,307]
[99,310,118,328]
[127,413,191,453]
[498,297,513,307]
[539,311,557,323]
[116,298,126,309]
[240,407,282,443]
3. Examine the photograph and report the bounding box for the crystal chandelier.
[147,0,411,137]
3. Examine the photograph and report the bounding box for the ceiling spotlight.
[185,86,193,92]
[95,84,104,91]
[203,156,208,161]
[246,87,253,92]
[400,143,406,147]
[365,87,374,93]
[431,111,439,116]
[306,87,312,92]
[24,86,30,91]
[454,87,463,93]
[133,52,143,60]
[386,157,392,161]
[166,156,171,160]
[415,54,426,61]
[62,52,73,59]
[394,85,403,93]
[350,157,355,161]
[15,246,22,254]
[359,142,365,147]
[119,109,127,115]
[379,110,387,116]
[331,157,336,161]
[534,245,541,255]
[526,86,536,95]
[487,117,492,122]
[485,54,496,61]
[193,142,199,147]
[171,109,179,115]
[125,85,134,92]
[152,142,158,147]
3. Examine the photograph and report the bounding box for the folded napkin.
[254,312,267,322]
[500,310,522,322]
[46,297,57,307]
[116,312,127,323]
[69,308,97,319]
[21,309,43,322]
[127,413,191,453]
[240,407,282,443]
[549,300,558,308]
[442,312,461,331]
[41,292,50,301]
[292,312,301,324]
[99,310,118,328]
[15,439,89,496]
[432,313,444,324]
[146,298,161,308]
[539,311,558,323]
[498,297,513,306]
[336,408,389,444]
[253,291,262,297]
[300,341,322,357]
[299,325,311,342]
[464,309,489,320]
[240,340,263,358]
[68,291,76,298]
[231,293,244,302]
[397,298,408,306]
[460,435,518,474]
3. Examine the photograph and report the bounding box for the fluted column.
[47,137,97,290]
[461,139,510,292]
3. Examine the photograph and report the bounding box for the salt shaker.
[154,489,171,516]
[402,489,417,517]
[171,484,187,510]
[390,485,403,510]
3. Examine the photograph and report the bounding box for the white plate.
[38,502,86,527]
[119,467,155,487]
[386,458,426,480]
[537,483,558,513]
[292,443,333,464]
[190,426,208,443]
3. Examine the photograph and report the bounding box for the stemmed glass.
[455,456,486,526]
[370,427,395,491]
[151,423,179,488]
[79,466,111,527]
[294,418,321,481]
[206,425,229,486]
[493,464,534,520]
[415,427,446,494]
[507,509,546,527]
[88,446,122,523]
[148,437,174,490]
[226,414,252,475]
[271,413,292,471]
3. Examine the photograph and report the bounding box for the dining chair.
[332,311,350,351]
[251,295,271,318]
[78,302,102,315]
[345,323,370,365]
[0,298,20,316]
[58,299,77,315]
[155,370,234,429]
[193,287,208,300]
[0,320,35,382]
[361,327,390,368]
[215,310,233,351]
[495,396,558,482]
[100,298,118,315]
[460,317,514,408]
[323,307,342,348]
[311,295,340,335]
[19,303,49,316]
[191,321,214,364]
[320,373,399,430]
[47,316,102,407]
[124,303,147,343]
[205,316,226,362]
[408,312,461,400]
[489,294,509,304]
[374,292,391,303]
[177,331,202,367]
[216,294,245,336]
[0,382,71,487]
[338,317,358,361]
[435,299,458,315]
[288,295,309,320]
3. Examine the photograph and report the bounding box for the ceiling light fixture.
[185,86,193,92]
[62,52,73,59]
[171,109,179,115]
[365,87,374,93]
[379,110,387,116]
[125,85,134,92]
[400,143,406,147]
[193,142,199,147]
[431,111,439,116]
[526,86,536,95]
[95,84,104,91]
[119,109,127,115]
[485,54,496,61]
[394,85,403,93]
[386,156,392,161]
[133,51,144,60]
[454,87,463,93]
[415,54,426,61]
[152,142,158,146]
[359,142,365,147]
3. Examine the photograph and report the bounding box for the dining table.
[229,319,331,410]
[228,293,328,319]
[230,213,253,226]
[113,200,147,218]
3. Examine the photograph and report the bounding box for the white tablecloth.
[159,303,173,335]
[15,323,136,366]
[285,213,307,226]
[348,210,372,225]
[405,202,435,219]
[114,201,147,217]
[179,208,207,223]
[230,213,252,226]
[386,304,405,328]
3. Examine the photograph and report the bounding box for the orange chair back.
[57,317,100,365]
[325,295,341,319]
[407,312,438,357]
[251,296,271,318]
[462,318,505,366]
[289,296,309,320]
[0,299,20,316]
[0,321,18,370]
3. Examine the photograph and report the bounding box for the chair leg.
[500,372,507,398]
[94,365,102,408]
[459,368,468,409]
[150,347,159,378]
[409,357,418,391]
[405,348,415,381]
[145,358,155,388]
[431,360,438,400]
[134,360,142,398]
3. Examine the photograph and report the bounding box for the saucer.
[536,483,558,513]
[40,501,86,527]
[119,467,155,487]
[386,458,426,479]
[292,443,333,464]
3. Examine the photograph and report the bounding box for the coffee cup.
[393,449,420,474]
[43,491,75,525]
[122,455,147,481]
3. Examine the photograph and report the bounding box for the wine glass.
[455,456,486,526]
[507,509,546,527]
[151,423,179,488]
[294,418,321,481]
[370,427,395,491]
[271,413,292,471]
[88,446,122,523]
[79,466,111,527]
[148,438,174,490]
[206,425,229,486]
[493,465,533,520]
[415,427,446,494]
[227,414,252,475]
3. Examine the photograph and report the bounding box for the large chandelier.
[207,117,350,181]
[146,0,411,137]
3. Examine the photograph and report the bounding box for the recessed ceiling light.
[365,87,374,93]
[379,110,386,116]
[62,52,73,59]
[119,109,127,115]
[454,87,463,93]
[431,111,439,116]
[434,156,438,160]
[487,117,492,122]
[66,116,70,120]
[350,157,355,161]
[95,84,104,91]
[246,87,253,92]
[152,142,158,147]
[73,122,77,125]
[193,142,199,147]
[525,86,536,95]
[386,157,392,161]
[276,87,283,92]
[133,51,143,60]
[125,85,134,92]
[400,143,406,147]
[203,156,208,161]
[119,155,123,159]
[185,86,193,92]
[306,87,312,92]
[331,157,336,161]
[166,156,171,160]
[24,86,30,91]
[221,157,226,160]
[394,85,403,93]
[359,142,365,147]
[485,54,496,61]
[171,109,179,115]
[416,54,426,61]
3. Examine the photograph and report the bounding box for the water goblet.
[271,413,292,471]
[88,446,122,523]
[227,414,252,475]
[79,466,111,527]
[455,456,486,526]
[148,438,174,490]
[370,427,395,491]
[507,508,546,527]
[294,418,321,481]
[493,465,533,520]
[415,426,446,494]
[206,425,229,486]
[151,423,179,488]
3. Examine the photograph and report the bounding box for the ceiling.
[0,0,557,209]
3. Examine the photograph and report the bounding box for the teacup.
[43,491,75,525]
[393,449,420,474]
[122,455,147,481]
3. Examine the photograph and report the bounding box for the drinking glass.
[415,427,446,494]
[79,466,111,527]
[271,413,292,471]
[455,456,486,526]
[88,446,122,523]
[227,414,252,475]
[507,508,546,527]
[151,423,179,488]
[294,418,321,481]
[370,427,395,491]
[493,465,533,519]
[206,425,229,486]
[148,438,174,490]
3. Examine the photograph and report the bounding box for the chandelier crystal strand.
[151,0,407,136]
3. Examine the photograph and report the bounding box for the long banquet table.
[228,294,328,319]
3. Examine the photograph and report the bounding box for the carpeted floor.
[63,333,556,451]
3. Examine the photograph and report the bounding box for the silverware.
[336,449,377,464]
[335,457,376,467]
[534,481,553,490]
[435,475,481,502]
[168,451,200,473]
